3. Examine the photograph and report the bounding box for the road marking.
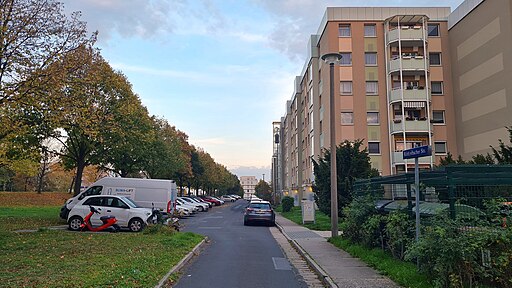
[272,257,292,270]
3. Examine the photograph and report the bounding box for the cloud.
[252,0,466,60]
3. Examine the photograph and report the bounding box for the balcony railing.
[389,88,430,103]
[389,57,428,73]
[387,26,426,44]
[391,118,430,133]
[392,151,432,164]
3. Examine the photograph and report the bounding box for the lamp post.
[321,52,342,238]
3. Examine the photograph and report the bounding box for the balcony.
[392,151,432,164]
[389,57,428,73]
[389,88,430,103]
[387,26,426,45]
[391,118,430,133]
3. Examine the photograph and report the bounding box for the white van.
[60,177,177,219]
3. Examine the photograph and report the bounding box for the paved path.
[275,214,400,288]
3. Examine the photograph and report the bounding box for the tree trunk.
[73,163,85,196]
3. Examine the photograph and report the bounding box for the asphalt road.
[174,200,307,288]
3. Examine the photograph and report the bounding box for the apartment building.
[277,7,458,201]
[448,0,512,159]
[240,176,257,199]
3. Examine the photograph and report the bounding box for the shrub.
[385,211,414,260]
[281,196,294,212]
[340,195,378,244]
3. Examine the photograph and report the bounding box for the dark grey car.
[243,201,275,226]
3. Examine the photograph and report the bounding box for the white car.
[180,197,209,211]
[67,195,153,232]
[221,195,236,202]
[175,204,191,216]
[176,198,199,213]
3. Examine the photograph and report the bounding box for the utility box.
[301,200,315,224]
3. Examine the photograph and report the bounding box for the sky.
[61,0,465,180]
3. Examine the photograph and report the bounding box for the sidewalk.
[275,214,399,288]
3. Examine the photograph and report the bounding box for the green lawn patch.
[278,206,334,231]
[0,206,204,287]
[329,237,431,288]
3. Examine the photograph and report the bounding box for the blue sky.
[62,0,464,179]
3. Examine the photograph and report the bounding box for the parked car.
[221,195,236,202]
[179,196,209,212]
[60,177,177,219]
[244,200,275,226]
[229,194,241,200]
[176,198,199,213]
[189,196,213,208]
[175,204,192,217]
[209,196,225,205]
[199,196,222,206]
[67,195,153,232]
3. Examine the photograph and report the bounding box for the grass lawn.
[329,237,431,288]
[0,192,204,287]
[277,206,335,231]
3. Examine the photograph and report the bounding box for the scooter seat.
[100,215,115,221]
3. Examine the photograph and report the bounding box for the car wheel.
[128,218,144,232]
[244,220,249,226]
[68,216,83,231]
[199,206,204,212]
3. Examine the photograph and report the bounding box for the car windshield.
[181,197,193,203]
[249,203,271,210]
[120,196,139,208]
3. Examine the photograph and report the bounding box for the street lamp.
[321,52,342,238]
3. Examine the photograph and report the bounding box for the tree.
[491,126,512,164]
[313,139,379,217]
[0,0,93,107]
[255,180,272,202]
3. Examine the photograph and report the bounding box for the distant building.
[240,176,258,199]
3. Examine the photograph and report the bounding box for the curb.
[154,236,209,288]
[275,222,338,288]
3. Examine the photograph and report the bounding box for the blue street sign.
[403,145,432,159]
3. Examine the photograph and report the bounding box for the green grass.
[0,206,204,287]
[278,206,334,231]
[0,206,65,231]
[329,237,431,288]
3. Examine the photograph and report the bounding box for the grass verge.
[277,206,334,231]
[329,237,431,288]
[0,201,204,287]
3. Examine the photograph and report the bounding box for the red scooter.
[80,206,120,232]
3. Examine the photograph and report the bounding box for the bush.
[281,196,294,212]
[405,215,512,288]
[340,195,379,244]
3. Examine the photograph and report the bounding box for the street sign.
[403,145,432,159]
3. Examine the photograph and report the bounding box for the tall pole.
[329,61,338,238]
[263,174,265,182]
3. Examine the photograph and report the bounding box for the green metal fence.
[353,165,512,222]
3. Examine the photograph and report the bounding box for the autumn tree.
[255,180,272,202]
[0,0,93,107]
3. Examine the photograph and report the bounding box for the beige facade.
[240,176,257,199]
[448,0,512,159]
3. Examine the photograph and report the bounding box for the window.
[432,110,445,124]
[341,112,353,124]
[368,142,380,154]
[78,186,103,200]
[338,24,351,37]
[429,53,441,65]
[366,81,378,95]
[428,24,440,36]
[365,52,377,65]
[364,24,376,37]
[434,141,447,154]
[367,112,379,124]
[340,81,353,95]
[83,197,102,206]
[340,52,352,65]
[431,82,443,95]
